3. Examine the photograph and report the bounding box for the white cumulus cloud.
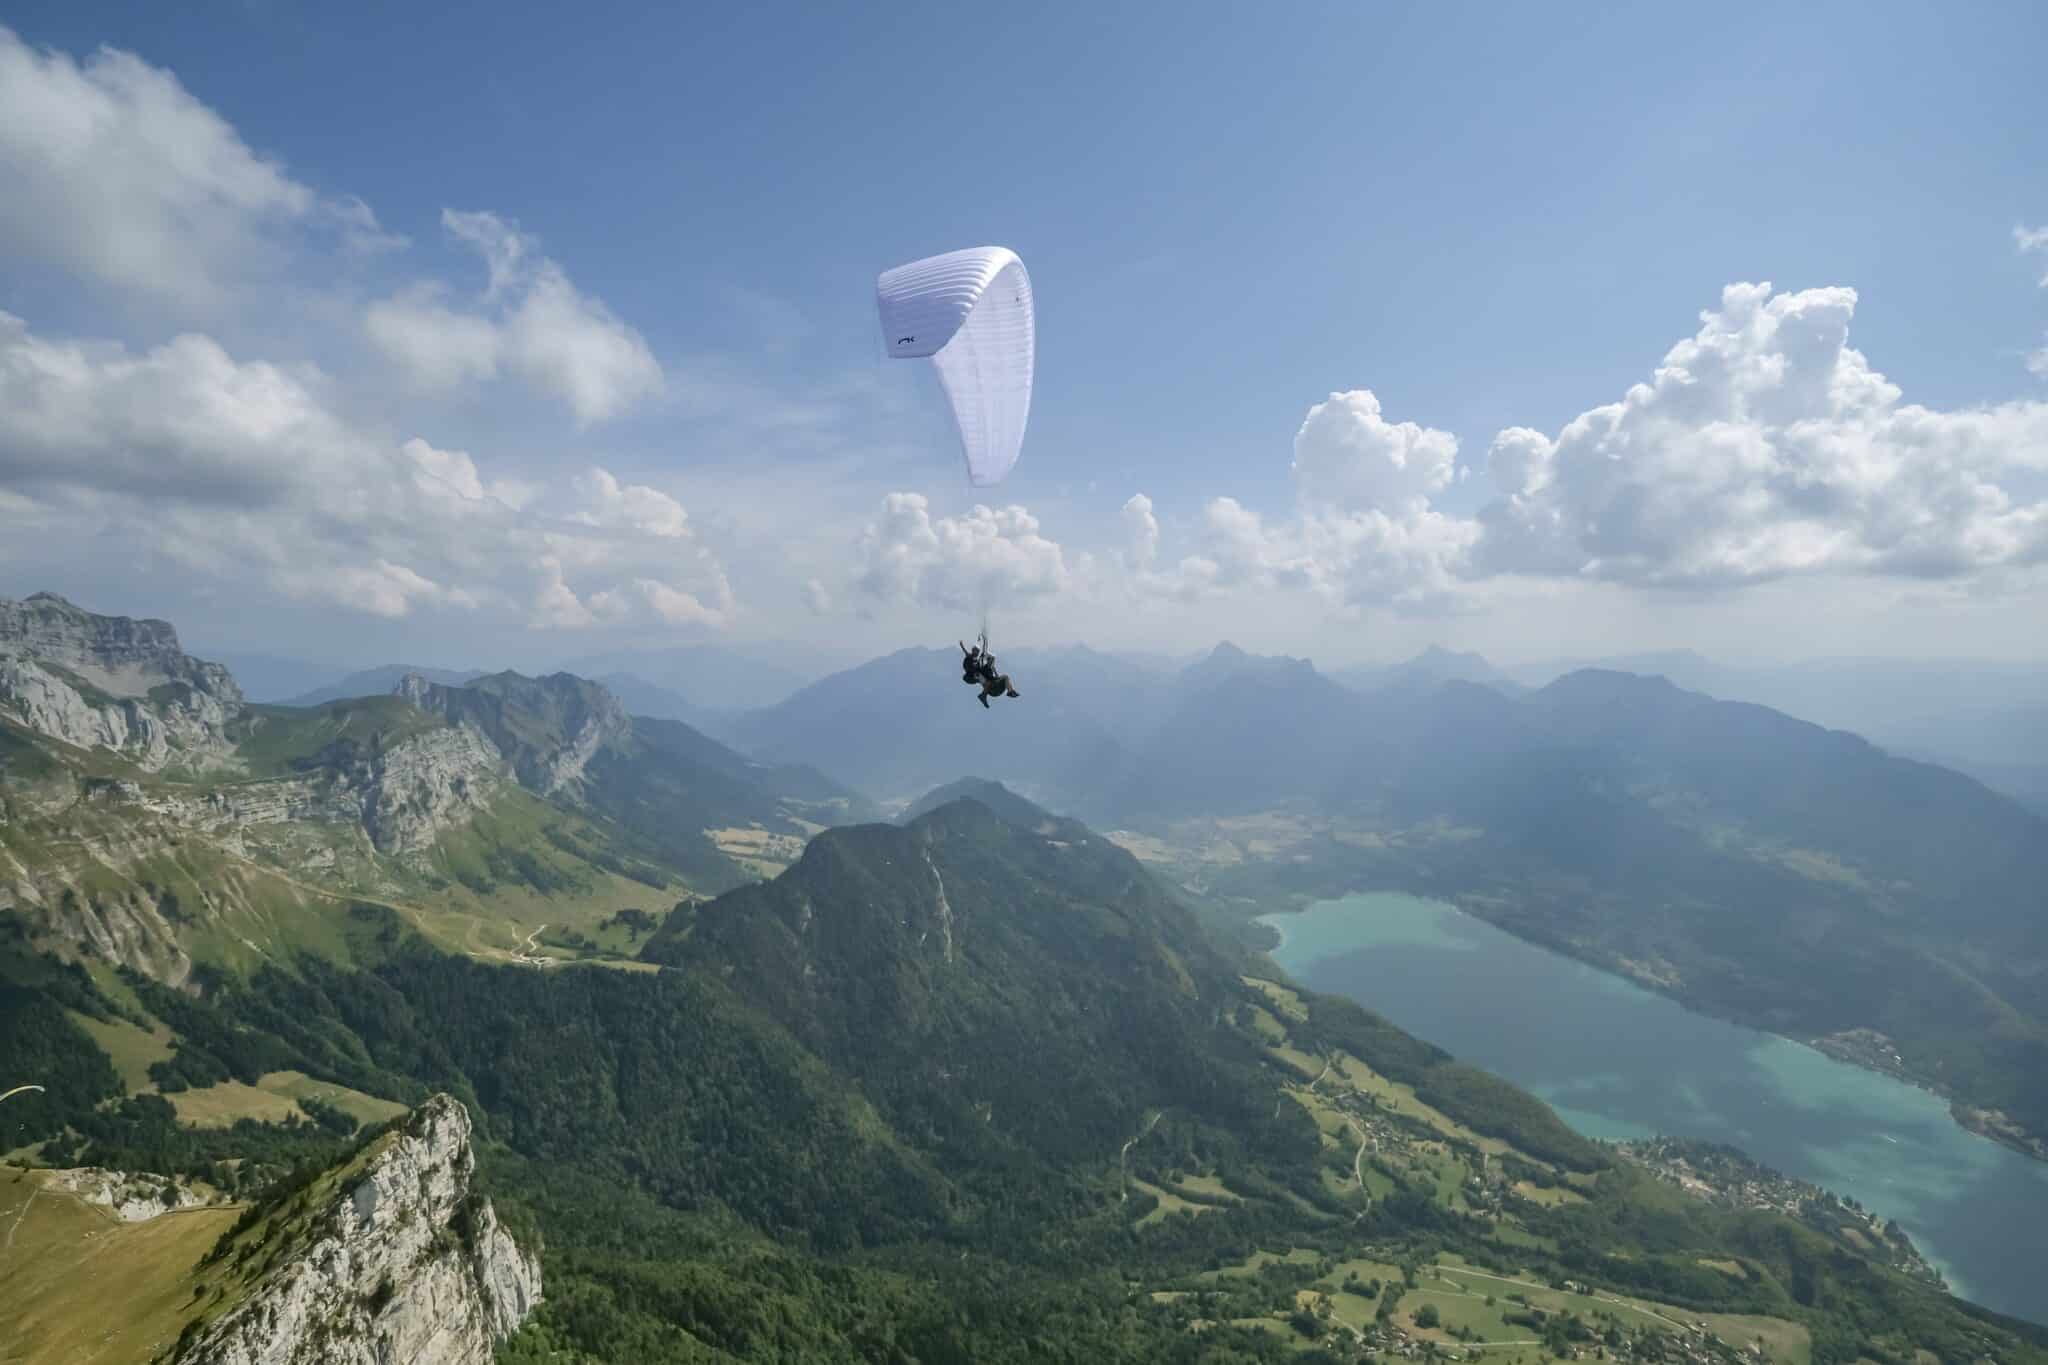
[1291,388,1462,514]
[1125,391,1477,613]
[852,493,1072,612]
[0,25,396,313]
[1127,270,2048,618]
[365,209,663,425]
[0,309,356,504]
[1474,282,2048,586]
[0,311,732,632]
[1121,493,1160,573]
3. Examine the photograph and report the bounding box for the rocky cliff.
[0,718,508,983]
[394,670,628,796]
[0,593,830,988]
[0,593,242,772]
[172,1094,542,1365]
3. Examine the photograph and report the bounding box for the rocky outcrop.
[395,670,628,796]
[151,720,503,858]
[0,593,242,772]
[173,1094,542,1365]
[0,717,506,981]
[45,1166,225,1220]
[17,876,196,987]
[354,724,504,856]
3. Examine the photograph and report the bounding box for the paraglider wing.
[877,246,1034,487]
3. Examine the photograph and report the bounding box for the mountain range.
[5,590,2048,1359]
[10,592,2044,1158]
[557,642,818,711]
[1514,650,2048,813]
[0,593,872,990]
[1090,658,2048,1159]
[233,633,2048,812]
[283,664,488,708]
[704,630,2048,1156]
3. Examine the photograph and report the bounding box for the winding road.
[513,924,550,966]
[1345,1116,1370,1188]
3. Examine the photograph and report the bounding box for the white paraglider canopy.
[877,246,1034,488]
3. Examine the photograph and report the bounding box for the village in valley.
[1612,1137,1943,1289]
[1116,979,1826,1363]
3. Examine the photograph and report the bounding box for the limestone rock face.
[0,597,671,993]
[394,670,629,796]
[337,722,505,856]
[0,593,242,772]
[173,1094,543,1365]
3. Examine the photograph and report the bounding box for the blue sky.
[1,2,2045,674]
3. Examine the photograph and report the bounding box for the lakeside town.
[1612,1136,1944,1288]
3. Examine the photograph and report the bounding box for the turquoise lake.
[1260,892,2048,1326]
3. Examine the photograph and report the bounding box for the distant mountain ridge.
[720,645,1134,804]
[717,639,1525,805]
[1334,643,1526,697]
[0,593,877,992]
[741,631,2048,1158]
[898,776,1054,828]
[558,643,814,711]
[285,664,487,708]
[1517,651,2048,806]
[1142,662,2048,1159]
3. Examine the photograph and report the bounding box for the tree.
[1417,1304,1442,1329]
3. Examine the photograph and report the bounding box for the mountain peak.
[1538,667,1689,702]
[900,777,1056,830]
[1182,640,1318,689]
[0,592,243,770]
[641,799,1263,1168]
[285,664,485,708]
[1,592,205,681]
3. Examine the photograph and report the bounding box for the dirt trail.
[1119,1110,1166,1202]
[3,1175,39,1252]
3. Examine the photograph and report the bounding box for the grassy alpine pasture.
[0,1167,242,1365]
[167,1071,406,1130]
[67,1011,174,1094]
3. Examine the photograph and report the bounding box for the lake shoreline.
[1256,889,2048,1327]
[1259,892,2048,1168]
